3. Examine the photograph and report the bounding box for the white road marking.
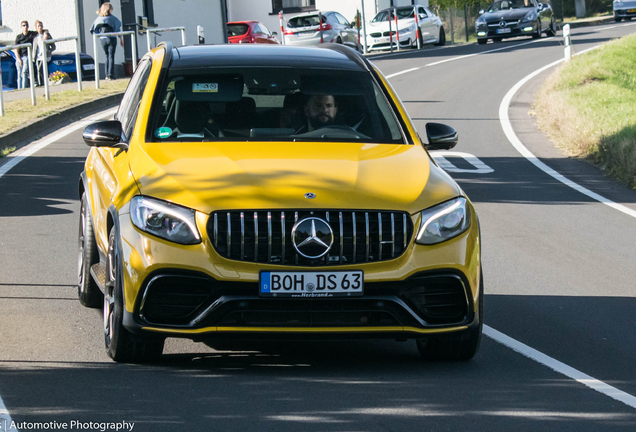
[499,47,636,219]
[430,151,494,173]
[485,325,636,409]
[0,107,117,180]
[1,394,16,432]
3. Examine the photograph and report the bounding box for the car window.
[371,11,390,22]
[488,0,534,12]
[259,24,272,36]
[252,24,263,35]
[287,15,321,28]
[227,24,249,36]
[335,13,349,25]
[148,67,406,144]
[420,7,430,17]
[117,58,152,139]
[395,8,415,19]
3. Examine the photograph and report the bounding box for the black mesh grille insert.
[217,299,401,327]
[208,210,413,266]
[405,275,468,325]
[141,275,213,325]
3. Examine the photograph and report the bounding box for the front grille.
[405,275,468,324]
[140,274,214,325]
[487,20,520,27]
[217,299,401,327]
[209,210,413,266]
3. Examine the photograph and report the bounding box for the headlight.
[523,11,537,21]
[475,17,487,26]
[130,196,201,245]
[398,24,415,35]
[415,197,471,245]
[53,59,74,66]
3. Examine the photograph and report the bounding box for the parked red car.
[227,21,280,44]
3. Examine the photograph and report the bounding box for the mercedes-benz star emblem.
[305,192,316,199]
[292,217,334,259]
[499,20,506,28]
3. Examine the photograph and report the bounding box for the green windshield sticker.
[155,127,172,139]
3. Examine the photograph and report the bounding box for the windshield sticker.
[193,83,218,93]
[155,127,173,139]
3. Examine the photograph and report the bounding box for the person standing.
[14,20,36,89]
[32,21,55,87]
[89,2,124,80]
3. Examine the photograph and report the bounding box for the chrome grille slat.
[210,210,413,266]
[267,212,272,263]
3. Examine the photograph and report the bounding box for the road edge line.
[498,47,636,219]
[484,325,636,409]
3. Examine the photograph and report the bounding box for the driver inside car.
[297,94,339,133]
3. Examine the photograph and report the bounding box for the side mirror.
[272,31,278,35]
[424,123,458,150]
[479,9,485,14]
[83,121,127,149]
[419,14,426,19]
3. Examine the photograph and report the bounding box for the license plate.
[260,270,363,298]
[82,64,95,70]
[628,8,636,12]
[374,37,390,43]
[298,32,314,38]
[496,28,511,34]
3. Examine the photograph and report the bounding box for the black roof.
[167,44,369,72]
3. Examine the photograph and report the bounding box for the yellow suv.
[78,42,482,363]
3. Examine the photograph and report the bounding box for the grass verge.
[0,79,129,137]
[0,146,16,158]
[533,33,636,189]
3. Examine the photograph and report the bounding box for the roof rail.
[157,41,174,69]
[319,43,371,72]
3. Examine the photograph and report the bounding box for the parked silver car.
[283,11,360,50]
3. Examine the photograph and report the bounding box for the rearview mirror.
[424,123,458,150]
[83,121,127,149]
[479,9,485,14]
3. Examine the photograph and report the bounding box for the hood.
[481,8,532,21]
[128,141,461,215]
[367,18,416,32]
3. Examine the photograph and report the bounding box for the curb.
[0,92,123,151]
[565,16,616,29]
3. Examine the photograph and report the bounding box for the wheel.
[532,19,542,39]
[615,17,622,22]
[546,17,556,36]
[478,38,487,45]
[493,37,502,43]
[434,27,446,46]
[78,193,102,308]
[336,36,343,44]
[104,229,164,363]
[416,270,483,361]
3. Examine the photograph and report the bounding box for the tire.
[416,270,483,361]
[434,27,446,46]
[615,17,622,22]
[546,17,556,36]
[532,19,542,39]
[104,229,164,363]
[78,193,102,308]
[477,38,487,45]
[336,36,343,44]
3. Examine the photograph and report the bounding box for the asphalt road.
[1,22,636,432]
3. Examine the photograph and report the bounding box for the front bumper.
[366,32,414,51]
[614,8,636,18]
[117,205,481,340]
[476,21,537,40]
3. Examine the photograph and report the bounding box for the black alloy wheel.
[478,38,487,45]
[336,36,343,44]
[546,17,556,36]
[532,19,542,39]
[434,27,446,46]
[104,229,164,363]
[416,270,484,361]
[615,17,622,22]
[78,193,102,308]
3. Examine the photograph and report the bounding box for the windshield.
[372,8,415,22]
[287,15,323,28]
[488,0,535,12]
[148,67,406,144]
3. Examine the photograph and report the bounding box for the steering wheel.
[295,125,370,140]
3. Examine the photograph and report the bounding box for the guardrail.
[147,27,185,52]
[39,36,83,101]
[0,43,36,116]
[92,30,137,89]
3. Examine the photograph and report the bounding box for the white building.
[0,0,226,77]
[226,0,428,39]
